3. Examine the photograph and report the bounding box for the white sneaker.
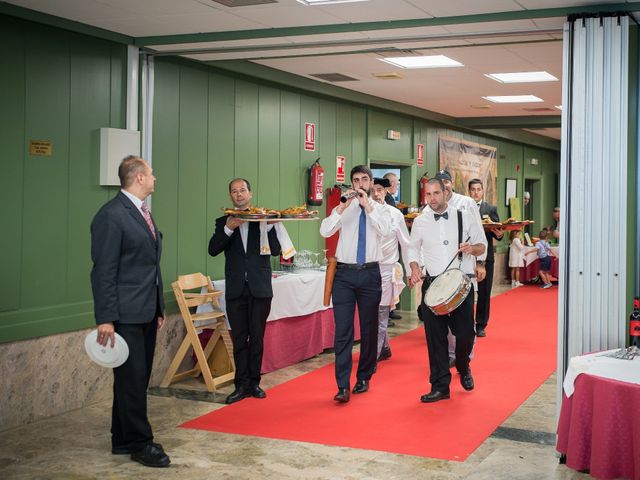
[515,282,524,287]
[542,283,552,289]
[511,280,517,287]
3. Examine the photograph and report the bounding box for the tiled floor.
[0,284,589,479]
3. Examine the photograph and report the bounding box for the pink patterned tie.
[141,203,156,240]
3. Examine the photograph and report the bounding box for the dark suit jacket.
[208,216,281,300]
[479,201,501,264]
[90,191,164,325]
[384,192,397,207]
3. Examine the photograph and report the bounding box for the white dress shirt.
[408,204,487,277]
[447,192,487,262]
[378,203,411,272]
[320,198,391,263]
[224,219,273,253]
[121,189,145,216]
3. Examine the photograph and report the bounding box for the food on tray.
[482,217,500,225]
[279,205,319,217]
[396,202,408,209]
[404,211,421,219]
[224,207,280,217]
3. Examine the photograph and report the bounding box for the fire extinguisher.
[419,172,429,207]
[307,158,324,206]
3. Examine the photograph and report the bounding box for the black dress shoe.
[334,388,350,403]
[377,347,392,361]
[250,385,266,399]
[387,320,396,327]
[113,442,163,455]
[130,443,170,468]
[389,311,402,320]
[460,372,475,391]
[352,380,369,394]
[225,388,250,404]
[420,391,450,403]
[476,327,486,337]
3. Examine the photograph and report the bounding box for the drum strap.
[457,209,463,262]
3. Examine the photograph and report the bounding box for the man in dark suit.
[208,178,281,404]
[468,178,504,337]
[91,155,170,468]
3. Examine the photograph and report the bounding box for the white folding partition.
[558,15,631,404]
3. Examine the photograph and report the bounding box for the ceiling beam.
[135,2,640,46]
[456,116,561,129]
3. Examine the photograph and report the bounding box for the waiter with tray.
[407,177,486,403]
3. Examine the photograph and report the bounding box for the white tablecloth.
[524,245,560,267]
[204,270,330,323]
[563,349,640,397]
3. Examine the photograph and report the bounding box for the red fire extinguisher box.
[324,186,342,257]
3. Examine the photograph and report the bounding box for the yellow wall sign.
[29,140,52,156]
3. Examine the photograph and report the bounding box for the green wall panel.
[278,91,302,247]
[0,17,25,313]
[176,65,209,276]
[67,37,114,302]
[234,81,259,194]
[368,110,413,163]
[21,27,71,308]
[153,60,181,288]
[206,73,236,280]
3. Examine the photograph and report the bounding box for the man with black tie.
[208,178,281,404]
[91,155,170,468]
[408,178,486,403]
[320,165,391,403]
[468,178,504,337]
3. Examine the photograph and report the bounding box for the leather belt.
[337,261,379,270]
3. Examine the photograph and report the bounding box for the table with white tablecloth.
[201,270,360,373]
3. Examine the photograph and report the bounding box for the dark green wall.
[0,17,559,343]
[0,15,126,342]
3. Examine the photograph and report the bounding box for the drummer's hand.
[475,264,486,282]
[458,241,474,255]
[97,322,115,348]
[157,316,165,330]
[226,216,245,230]
[409,265,423,287]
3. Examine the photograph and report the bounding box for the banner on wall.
[438,136,497,205]
[336,155,345,183]
[304,122,315,151]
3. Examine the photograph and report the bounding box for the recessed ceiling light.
[555,105,562,110]
[483,95,544,104]
[379,55,463,69]
[296,0,368,5]
[485,71,558,83]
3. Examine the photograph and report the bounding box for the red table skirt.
[521,256,559,282]
[199,308,361,375]
[261,308,360,373]
[556,374,640,480]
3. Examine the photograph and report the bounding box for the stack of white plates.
[84,330,129,368]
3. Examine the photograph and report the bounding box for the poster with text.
[438,136,497,205]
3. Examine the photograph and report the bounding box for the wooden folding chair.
[160,273,235,392]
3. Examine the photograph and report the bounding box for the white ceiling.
[6,0,640,140]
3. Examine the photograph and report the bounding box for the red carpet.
[182,285,558,460]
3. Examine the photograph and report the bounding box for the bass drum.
[424,268,472,315]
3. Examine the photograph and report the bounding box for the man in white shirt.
[370,177,410,361]
[408,178,487,403]
[320,165,391,403]
[432,170,486,367]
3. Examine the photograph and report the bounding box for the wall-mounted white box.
[100,128,141,186]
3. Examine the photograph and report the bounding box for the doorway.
[524,178,542,238]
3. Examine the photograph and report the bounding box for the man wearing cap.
[320,165,391,403]
[469,178,504,338]
[431,170,487,365]
[408,178,486,403]
[370,177,411,362]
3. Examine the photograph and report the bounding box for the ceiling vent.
[211,0,277,6]
[310,73,359,82]
[372,72,403,80]
[522,107,556,112]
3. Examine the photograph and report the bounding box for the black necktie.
[434,212,448,221]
